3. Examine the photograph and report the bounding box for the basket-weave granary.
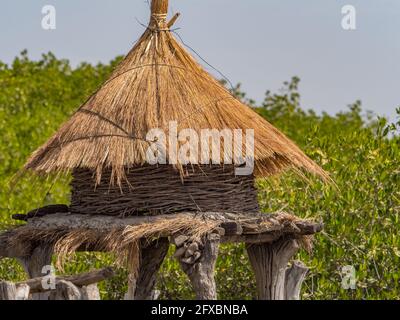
[22,0,329,217]
[2,1,328,300]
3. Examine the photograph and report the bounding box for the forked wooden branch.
[18,267,115,293]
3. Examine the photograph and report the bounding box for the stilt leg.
[177,233,220,300]
[246,237,300,300]
[285,260,309,300]
[18,244,53,300]
[125,238,169,300]
[0,281,17,300]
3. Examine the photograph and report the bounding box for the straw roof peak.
[149,0,170,27]
[22,0,331,184]
[151,0,169,15]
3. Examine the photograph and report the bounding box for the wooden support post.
[16,284,31,300]
[0,282,30,300]
[285,261,309,300]
[125,238,169,300]
[246,237,300,300]
[176,233,220,300]
[0,281,17,300]
[80,284,101,300]
[18,244,54,300]
[18,245,53,278]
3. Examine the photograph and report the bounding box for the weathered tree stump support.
[285,261,309,300]
[174,232,221,300]
[18,245,54,300]
[125,238,170,300]
[0,282,30,300]
[0,281,17,300]
[81,284,102,300]
[246,238,306,300]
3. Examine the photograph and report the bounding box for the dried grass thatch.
[22,0,330,185]
[7,215,220,274]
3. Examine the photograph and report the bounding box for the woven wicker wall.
[70,165,259,216]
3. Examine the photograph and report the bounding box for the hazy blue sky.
[1,0,399,120]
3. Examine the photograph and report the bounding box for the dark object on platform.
[11,214,28,222]
[12,204,70,221]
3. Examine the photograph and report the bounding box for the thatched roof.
[23,0,329,184]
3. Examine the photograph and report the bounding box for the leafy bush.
[0,53,399,299]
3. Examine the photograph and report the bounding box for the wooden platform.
[0,211,323,300]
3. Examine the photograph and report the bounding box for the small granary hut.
[0,0,328,300]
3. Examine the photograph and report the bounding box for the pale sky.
[1,0,399,120]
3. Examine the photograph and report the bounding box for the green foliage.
[256,78,400,299]
[0,53,399,299]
